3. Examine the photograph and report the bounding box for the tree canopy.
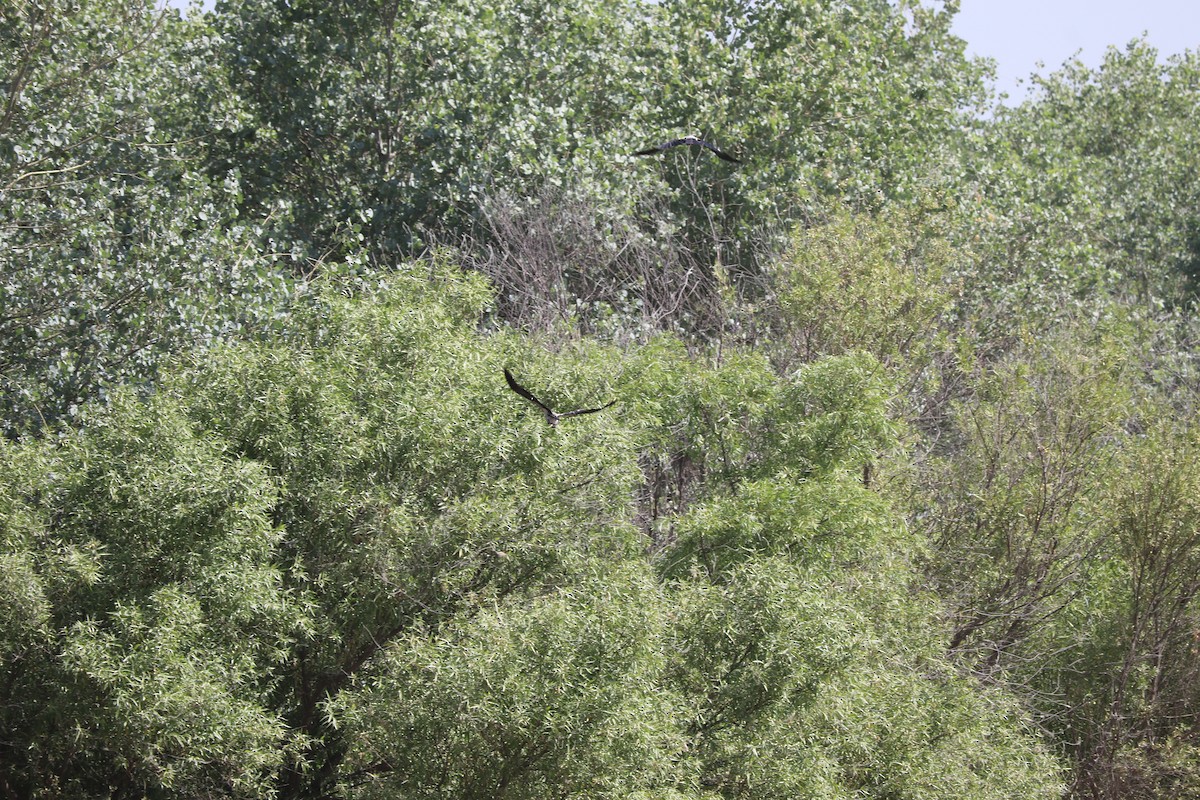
[3,1,1200,799]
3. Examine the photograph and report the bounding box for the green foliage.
[644,344,1058,798]
[801,655,1063,800]
[12,0,1200,797]
[63,587,292,794]
[1059,421,1200,797]
[904,40,1200,797]
[766,206,955,369]
[0,0,295,436]
[207,0,984,272]
[1106,734,1200,800]
[334,569,683,800]
[0,267,1062,799]
[0,0,990,431]
[0,391,303,796]
[210,0,659,255]
[915,311,1200,797]
[954,40,1200,321]
[921,325,1136,677]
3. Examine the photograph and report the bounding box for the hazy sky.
[164,1,1199,104]
[951,0,1200,101]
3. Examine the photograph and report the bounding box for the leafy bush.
[0,267,1062,799]
[0,0,295,436]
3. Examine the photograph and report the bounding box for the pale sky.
[951,0,1200,101]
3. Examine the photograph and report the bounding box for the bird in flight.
[632,136,741,163]
[504,369,615,427]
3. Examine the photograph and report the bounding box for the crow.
[632,136,741,163]
[504,369,615,427]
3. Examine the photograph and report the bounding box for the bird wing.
[632,139,689,156]
[699,140,741,163]
[558,399,617,419]
[634,139,740,162]
[504,369,555,415]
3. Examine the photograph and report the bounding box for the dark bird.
[632,136,741,163]
[504,369,615,427]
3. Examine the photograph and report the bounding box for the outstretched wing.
[697,139,741,163]
[559,399,617,420]
[504,369,554,416]
[632,138,687,156]
[701,142,741,163]
[632,138,740,163]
